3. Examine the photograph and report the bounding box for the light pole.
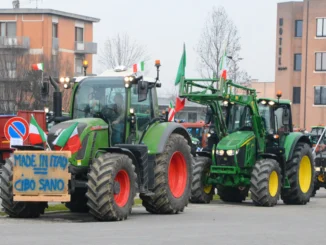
[227,56,243,83]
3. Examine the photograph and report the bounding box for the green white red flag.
[168,101,175,122]
[219,49,227,81]
[32,63,44,71]
[53,122,81,153]
[29,114,47,145]
[133,61,144,73]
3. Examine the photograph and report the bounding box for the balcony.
[0,36,30,50]
[75,41,97,54]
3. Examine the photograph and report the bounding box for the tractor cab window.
[227,104,253,133]
[186,127,203,142]
[258,104,273,134]
[72,77,126,145]
[130,84,153,134]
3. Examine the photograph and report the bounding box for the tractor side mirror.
[138,81,148,102]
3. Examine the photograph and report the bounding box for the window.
[314,86,326,105]
[279,18,283,26]
[188,112,197,123]
[315,52,326,71]
[293,87,301,104]
[294,54,302,71]
[317,18,326,37]
[295,20,303,37]
[75,56,83,75]
[75,27,83,42]
[52,23,58,38]
[0,22,16,37]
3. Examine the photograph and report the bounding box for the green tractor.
[0,62,193,221]
[177,66,314,206]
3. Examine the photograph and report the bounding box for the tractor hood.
[217,131,255,150]
[47,118,106,149]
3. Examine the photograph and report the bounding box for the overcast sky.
[4,0,294,96]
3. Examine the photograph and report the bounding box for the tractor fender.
[284,132,312,161]
[141,122,192,154]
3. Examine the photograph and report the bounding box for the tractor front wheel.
[86,153,136,221]
[190,156,214,204]
[140,133,192,214]
[250,158,281,207]
[281,142,314,205]
[0,157,48,218]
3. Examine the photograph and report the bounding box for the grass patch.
[46,203,69,212]
[213,194,220,200]
[133,198,142,206]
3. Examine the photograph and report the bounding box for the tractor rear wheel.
[65,189,89,213]
[0,157,48,218]
[218,186,248,203]
[250,158,281,207]
[140,133,192,214]
[86,153,136,221]
[281,142,314,205]
[189,156,214,204]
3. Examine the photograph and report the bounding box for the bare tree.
[196,6,249,83]
[98,33,150,70]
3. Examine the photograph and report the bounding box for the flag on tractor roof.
[175,97,185,112]
[53,122,81,153]
[32,63,44,71]
[175,43,186,85]
[29,114,47,145]
[133,61,144,73]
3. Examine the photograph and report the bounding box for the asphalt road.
[1,190,326,245]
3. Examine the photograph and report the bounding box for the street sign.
[4,117,29,142]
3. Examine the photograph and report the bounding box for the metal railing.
[74,41,97,54]
[0,36,30,49]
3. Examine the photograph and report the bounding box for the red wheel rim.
[114,170,130,207]
[168,151,187,198]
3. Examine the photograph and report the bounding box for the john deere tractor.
[0,62,193,221]
[176,58,314,206]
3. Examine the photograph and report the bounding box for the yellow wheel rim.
[299,156,312,193]
[204,185,213,194]
[269,171,279,197]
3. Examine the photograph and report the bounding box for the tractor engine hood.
[217,131,255,151]
[47,119,89,149]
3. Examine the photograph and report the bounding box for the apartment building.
[0,8,100,78]
[275,0,326,129]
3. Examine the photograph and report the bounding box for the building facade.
[276,0,326,129]
[0,8,99,113]
[248,80,275,98]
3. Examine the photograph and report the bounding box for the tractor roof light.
[223,100,228,106]
[59,77,65,83]
[276,90,282,99]
[83,60,88,68]
[261,100,267,105]
[268,101,275,106]
[65,77,70,83]
[129,108,135,114]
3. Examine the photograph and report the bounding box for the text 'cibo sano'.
[13,154,69,170]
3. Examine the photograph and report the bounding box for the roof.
[257,97,291,105]
[0,8,100,22]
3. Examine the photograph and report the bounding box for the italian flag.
[29,114,47,145]
[175,97,185,112]
[219,49,227,81]
[32,63,44,71]
[168,101,175,122]
[133,61,144,73]
[53,122,82,153]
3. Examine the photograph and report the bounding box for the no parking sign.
[4,117,29,146]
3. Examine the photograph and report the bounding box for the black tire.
[250,159,281,207]
[218,186,248,203]
[65,189,89,213]
[189,156,214,204]
[0,157,48,218]
[311,186,319,198]
[281,142,314,205]
[86,153,137,221]
[140,133,192,214]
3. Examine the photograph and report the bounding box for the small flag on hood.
[29,114,47,145]
[53,122,82,154]
[32,63,44,71]
[133,61,144,73]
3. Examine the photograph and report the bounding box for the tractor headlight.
[226,149,240,156]
[217,150,225,156]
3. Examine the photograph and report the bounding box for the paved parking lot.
[1,190,326,245]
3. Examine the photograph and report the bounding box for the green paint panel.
[141,122,169,154]
[217,131,255,150]
[282,132,302,160]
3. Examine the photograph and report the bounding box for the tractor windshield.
[227,104,253,133]
[72,77,126,125]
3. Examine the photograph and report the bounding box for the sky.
[3,0,295,96]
